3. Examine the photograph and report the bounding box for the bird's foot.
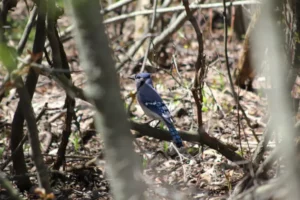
[143,119,155,125]
[167,143,187,158]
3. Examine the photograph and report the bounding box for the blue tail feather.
[165,122,183,147]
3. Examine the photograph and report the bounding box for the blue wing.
[144,101,183,147]
[136,82,183,147]
[144,101,173,124]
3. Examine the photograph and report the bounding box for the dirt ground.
[0,1,269,199]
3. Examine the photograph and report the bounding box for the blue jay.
[130,73,183,147]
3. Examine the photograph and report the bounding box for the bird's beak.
[128,74,135,80]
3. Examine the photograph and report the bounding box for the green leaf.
[70,132,81,153]
[163,141,168,152]
[0,147,4,159]
[142,157,148,168]
[0,44,17,72]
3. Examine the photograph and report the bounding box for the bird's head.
[129,72,153,89]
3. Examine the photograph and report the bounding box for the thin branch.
[103,0,260,25]
[182,0,206,128]
[230,122,272,197]
[47,0,62,69]
[140,0,158,73]
[17,6,37,55]
[255,147,279,178]
[101,0,134,14]
[252,120,272,166]
[116,34,149,70]
[117,0,201,70]
[15,58,87,101]
[51,1,260,71]
[150,0,201,56]
[50,20,76,170]
[116,0,172,70]
[1,135,27,171]
[1,102,49,171]
[15,77,52,193]
[222,0,259,142]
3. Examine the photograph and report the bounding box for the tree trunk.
[234,9,260,91]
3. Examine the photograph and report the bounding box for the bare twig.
[15,78,52,193]
[182,0,206,128]
[47,1,62,69]
[172,54,183,81]
[116,0,172,70]
[53,95,75,170]
[1,135,27,171]
[230,122,272,197]
[104,1,260,25]
[36,103,48,122]
[149,0,201,53]
[101,0,134,14]
[16,58,87,101]
[2,102,50,171]
[140,0,158,72]
[17,6,37,55]
[49,21,76,170]
[117,0,201,70]
[252,120,272,166]
[255,147,279,178]
[222,0,259,142]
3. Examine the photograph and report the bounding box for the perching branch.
[130,121,245,164]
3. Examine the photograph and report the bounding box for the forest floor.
[0,2,269,200]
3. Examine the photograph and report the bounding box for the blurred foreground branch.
[230,0,300,198]
[0,172,23,200]
[65,0,146,199]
